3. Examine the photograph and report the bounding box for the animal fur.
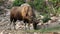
[10,3,39,30]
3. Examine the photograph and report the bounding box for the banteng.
[10,3,39,30]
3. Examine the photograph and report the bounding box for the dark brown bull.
[10,3,39,30]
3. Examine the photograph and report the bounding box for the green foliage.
[13,0,60,16]
[49,0,60,16]
[25,25,60,32]
[42,14,51,23]
[32,0,60,16]
[29,0,44,11]
[13,0,25,6]
[42,17,51,23]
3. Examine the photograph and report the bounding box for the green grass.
[25,25,60,33]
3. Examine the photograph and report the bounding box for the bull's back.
[20,5,35,19]
[10,7,20,20]
[20,5,29,19]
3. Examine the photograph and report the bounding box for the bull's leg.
[28,23,30,30]
[33,23,37,30]
[24,20,27,30]
[10,18,13,25]
[9,17,13,30]
[25,23,26,30]
[13,19,17,30]
[13,22,16,30]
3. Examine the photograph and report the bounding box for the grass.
[1,25,60,34]
[25,25,60,33]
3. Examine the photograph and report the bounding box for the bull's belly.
[17,18,23,21]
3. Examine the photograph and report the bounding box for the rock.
[44,32,58,34]
[50,14,54,17]
[39,15,44,19]
[34,32,37,34]
[30,24,34,30]
[48,20,51,24]
[0,30,9,34]
[9,0,14,2]
[51,16,58,22]
[0,6,5,10]
[16,21,24,30]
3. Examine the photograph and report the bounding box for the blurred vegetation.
[13,0,25,6]
[42,15,51,23]
[13,0,60,15]
[0,0,60,16]
[0,0,4,5]
[25,25,60,32]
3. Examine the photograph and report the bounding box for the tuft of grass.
[25,25,60,33]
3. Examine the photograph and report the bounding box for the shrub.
[13,0,25,6]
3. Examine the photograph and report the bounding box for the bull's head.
[32,18,40,30]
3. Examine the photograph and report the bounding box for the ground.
[0,11,60,34]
